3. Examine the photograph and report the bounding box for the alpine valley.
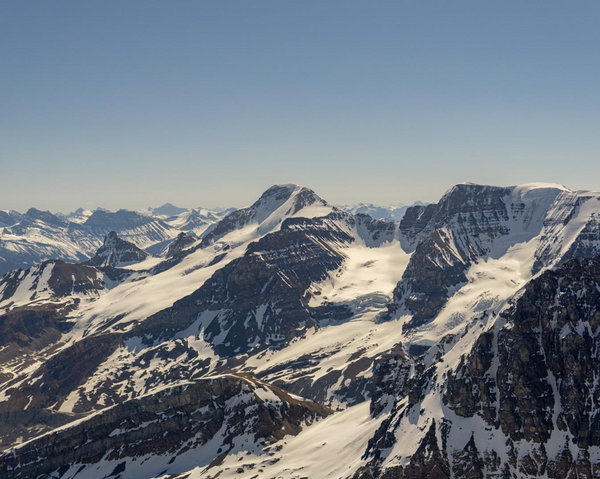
[1,182,600,479]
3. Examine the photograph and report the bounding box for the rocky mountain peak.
[162,231,196,258]
[23,208,65,226]
[83,231,149,268]
[392,182,596,328]
[251,184,323,222]
[200,184,333,246]
[251,184,330,224]
[437,183,512,214]
[164,208,220,235]
[260,183,299,197]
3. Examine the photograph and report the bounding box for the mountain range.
[1,182,600,478]
[338,201,428,222]
[0,205,234,277]
[0,202,410,277]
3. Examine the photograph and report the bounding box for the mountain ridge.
[1,181,600,478]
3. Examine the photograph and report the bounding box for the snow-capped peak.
[441,181,570,201]
[251,184,327,223]
[204,185,334,244]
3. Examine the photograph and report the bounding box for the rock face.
[0,303,73,352]
[561,212,600,263]
[0,260,106,307]
[392,227,468,328]
[200,184,331,246]
[83,231,149,268]
[534,195,600,274]
[361,255,600,478]
[390,184,526,325]
[133,213,354,357]
[0,375,330,479]
[390,183,600,328]
[0,333,124,418]
[0,210,21,228]
[20,208,67,228]
[161,231,197,258]
[446,256,600,474]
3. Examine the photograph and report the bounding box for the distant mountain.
[162,208,222,236]
[148,202,188,217]
[66,207,93,224]
[339,201,428,221]
[0,202,234,277]
[0,209,180,277]
[83,231,150,268]
[21,207,66,227]
[0,210,21,228]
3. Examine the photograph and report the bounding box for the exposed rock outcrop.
[362,255,600,478]
[82,231,149,268]
[132,213,354,356]
[0,375,330,479]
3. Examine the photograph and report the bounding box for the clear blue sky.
[2,1,599,212]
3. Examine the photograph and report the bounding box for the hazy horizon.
[3,1,599,212]
[2,180,431,214]
[1,180,592,216]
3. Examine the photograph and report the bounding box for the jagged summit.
[202,184,334,244]
[250,184,329,223]
[23,208,65,226]
[252,184,315,205]
[83,231,149,268]
[161,231,196,258]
